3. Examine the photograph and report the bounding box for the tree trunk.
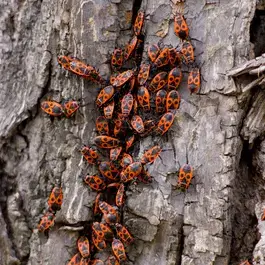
[0,0,264,264]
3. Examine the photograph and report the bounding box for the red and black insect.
[106,255,120,265]
[124,36,138,61]
[134,35,145,66]
[62,99,80,118]
[110,146,123,161]
[96,86,115,107]
[188,68,200,94]
[77,236,90,258]
[140,146,162,165]
[121,93,134,118]
[137,86,150,111]
[57,56,105,84]
[181,40,195,64]
[120,162,142,183]
[57,56,95,78]
[115,223,134,245]
[83,175,106,192]
[96,116,110,135]
[99,201,119,224]
[67,253,82,265]
[177,164,194,191]
[92,231,107,251]
[167,67,182,90]
[37,211,55,232]
[153,47,169,68]
[155,89,167,114]
[110,73,119,86]
[81,146,99,165]
[148,44,161,63]
[48,187,63,212]
[92,222,114,241]
[111,48,124,70]
[112,238,127,262]
[104,101,115,119]
[98,161,120,181]
[155,112,175,135]
[168,47,182,67]
[133,10,145,36]
[41,100,64,117]
[166,90,181,112]
[113,70,135,87]
[120,153,133,168]
[131,115,145,134]
[137,63,150,86]
[174,13,189,40]
[94,136,120,149]
[149,72,168,92]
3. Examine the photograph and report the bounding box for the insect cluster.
[38,7,200,265]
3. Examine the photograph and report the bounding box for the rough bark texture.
[1,0,265,265]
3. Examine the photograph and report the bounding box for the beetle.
[110,146,123,161]
[108,183,125,207]
[80,146,100,165]
[167,67,182,90]
[41,100,64,117]
[176,164,194,191]
[94,136,120,149]
[140,146,162,165]
[77,236,90,258]
[96,116,110,135]
[174,13,189,40]
[124,36,138,61]
[112,238,127,262]
[166,90,181,112]
[155,89,167,114]
[137,63,151,86]
[61,99,80,118]
[113,70,135,87]
[181,40,195,64]
[125,134,135,151]
[188,67,200,94]
[96,86,115,107]
[37,211,55,232]
[83,175,106,192]
[120,162,142,183]
[155,112,175,135]
[93,193,104,216]
[92,231,107,251]
[148,44,161,63]
[111,48,124,70]
[98,161,120,181]
[47,187,63,212]
[148,72,168,92]
[137,86,150,111]
[168,47,182,67]
[153,47,169,69]
[133,10,145,36]
[115,223,134,245]
[92,222,114,241]
[121,93,134,118]
[131,115,145,134]
[104,100,115,119]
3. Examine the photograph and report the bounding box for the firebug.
[47,187,63,212]
[166,90,181,112]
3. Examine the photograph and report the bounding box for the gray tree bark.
[1,0,265,264]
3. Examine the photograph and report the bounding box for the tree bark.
[0,0,264,265]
